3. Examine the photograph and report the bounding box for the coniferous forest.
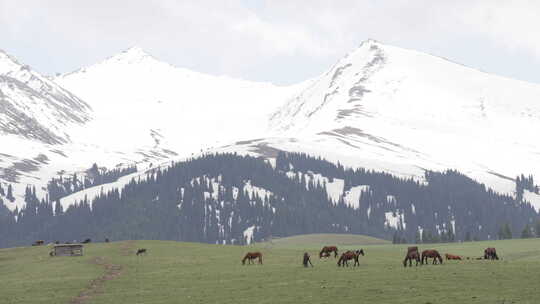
[0,152,538,248]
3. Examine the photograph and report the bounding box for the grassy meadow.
[2,234,540,304]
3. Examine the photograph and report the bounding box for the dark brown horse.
[484,248,499,260]
[32,240,44,246]
[320,246,338,258]
[337,249,365,267]
[422,250,443,265]
[445,253,462,260]
[403,246,421,267]
[242,252,263,265]
[136,248,147,256]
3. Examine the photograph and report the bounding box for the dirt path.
[70,241,136,304]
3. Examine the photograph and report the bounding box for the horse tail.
[403,256,408,267]
[335,248,338,258]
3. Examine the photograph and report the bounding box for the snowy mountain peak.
[110,46,154,63]
[0,48,29,75]
[0,48,91,145]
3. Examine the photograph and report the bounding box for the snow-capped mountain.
[0,47,303,210]
[230,40,540,197]
[1,40,539,212]
[0,49,91,144]
[56,47,305,155]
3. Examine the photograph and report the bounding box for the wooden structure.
[52,244,84,256]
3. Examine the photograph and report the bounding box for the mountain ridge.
[0,39,539,213]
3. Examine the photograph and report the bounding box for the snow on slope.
[344,185,370,209]
[3,40,540,212]
[0,49,91,143]
[523,190,540,212]
[0,49,100,210]
[0,47,306,211]
[56,47,306,155]
[241,39,540,194]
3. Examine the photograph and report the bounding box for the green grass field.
[2,235,540,304]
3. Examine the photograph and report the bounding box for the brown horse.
[421,250,443,265]
[32,240,44,246]
[337,249,365,267]
[403,247,421,267]
[320,246,338,258]
[484,248,499,260]
[242,252,263,265]
[445,253,462,260]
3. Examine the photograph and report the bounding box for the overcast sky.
[1,0,540,85]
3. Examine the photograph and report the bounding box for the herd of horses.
[403,246,499,267]
[34,238,500,266]
[242,246,500,268]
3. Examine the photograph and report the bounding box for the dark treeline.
[0,152,538,248]
[47,163,137,202]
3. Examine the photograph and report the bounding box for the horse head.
[357,249,365,256]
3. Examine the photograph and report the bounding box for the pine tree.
[503,223,513,239]
[498,226,504,240]
[447,225,455,242]
[415,231,421,244]
[465,231,471,242]
[54,200,64,216]
[6,185,14,202]
[521,224,533,238]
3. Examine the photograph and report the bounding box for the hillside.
[238,40,540,195]
[3,238,540,303]
[1,152,537,248]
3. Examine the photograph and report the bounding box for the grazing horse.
[303,252,314,267]
[484,248,499,260]
[82,238,91,244]
[242,252,263,265]
[337,249,365,267]
[319,246,339,258]
[32,240,44,246]
[403,247,421,267]
[445,253,462,260]
[422,250,443,265]
[136,248,147,256]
